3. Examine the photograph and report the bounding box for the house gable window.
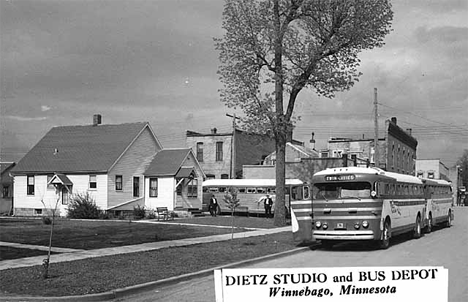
[115,175,123,191]
[216,142,223,161]
[149,178,158,197]
[196,142,204,162]
[27,175,35,195]
[133,177,140,197]
[89,175,97,189]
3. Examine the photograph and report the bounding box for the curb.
[0,243,319,302]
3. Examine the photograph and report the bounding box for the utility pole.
[374,88,379,168]
[226,113,240,179]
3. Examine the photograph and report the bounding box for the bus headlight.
[315,221,322,229]
[362,221,369,228]
[322,222,328,230]
[354,223,360,230]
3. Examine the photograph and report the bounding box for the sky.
[1,0,467,168]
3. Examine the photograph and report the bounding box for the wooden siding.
[13,174,108,216]
[107,127,161,208]
[145,177,175,210]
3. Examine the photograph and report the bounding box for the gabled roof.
[1,162,15,175]
[11,122,158,174]
[144,148,193,177]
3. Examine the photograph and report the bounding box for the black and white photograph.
[0,0,467,301]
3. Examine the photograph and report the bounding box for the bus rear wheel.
[378,220,391,249]
[445,211,452,228]
[413,215,422,239]
[425,214,433,233]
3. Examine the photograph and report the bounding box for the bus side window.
[238,187,246,193]
[247,188,256,194]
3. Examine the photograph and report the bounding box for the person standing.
[209,195,218,217]
[264,194,273,219]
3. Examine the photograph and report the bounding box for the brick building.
[186,128,275,179]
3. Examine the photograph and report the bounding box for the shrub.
[133,205,146,219]
[67,192,101,219]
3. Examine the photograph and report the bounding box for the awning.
[48,173,73,186]
[176,167,196,179]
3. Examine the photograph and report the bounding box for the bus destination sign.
[325,174,356,181]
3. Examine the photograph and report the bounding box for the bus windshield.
[313,182,372,200]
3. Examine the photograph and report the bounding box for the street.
[118,207,468,302]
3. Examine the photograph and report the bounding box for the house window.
[34,208,42,215]
[417,171,424,178]
[2,185,10,198]
[428,171,435,179]
[176,178,182,196]
[321,151,328,158]
[89,175,97,189]
[133,177,140,197]
[115,175,123,191]
[216,142,223,161]
[206,174,215,180]
[149,178,158,197]
[27,175,35,195]
[188,179,198,198]
[196,142,204,162]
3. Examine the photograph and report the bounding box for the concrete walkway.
[0,226,291,271]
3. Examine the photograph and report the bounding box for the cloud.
[5,115,48,121]
[41,105,51,112]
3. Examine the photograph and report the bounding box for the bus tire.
[413,215,422,239]
[445,210,452,228]
[378,219,391,249]
[425,213,433,233]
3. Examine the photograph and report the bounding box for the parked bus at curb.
[290,167,453,249]
[202,178,307,216]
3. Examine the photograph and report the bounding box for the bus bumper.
[313,230,375,240]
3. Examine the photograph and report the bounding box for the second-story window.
[115,175,123,191]
[216,142,223,161]
[197,142,204,162]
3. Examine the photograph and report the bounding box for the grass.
[0,246,54,261]
[0,216,300,297]
[0,217,254,251]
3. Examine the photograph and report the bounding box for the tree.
[223,187,241,239]
[456,149,468,188]
[215,0,393,226]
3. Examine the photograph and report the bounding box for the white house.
[9,116,205,216]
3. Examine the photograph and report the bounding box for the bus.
[422,178,453,232]
[202,178,308,216]
[290,167,453,249]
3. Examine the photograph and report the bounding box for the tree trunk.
[274,131,287,226]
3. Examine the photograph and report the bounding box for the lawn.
[0,216,259,251]
[0,216,302,297]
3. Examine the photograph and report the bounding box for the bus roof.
[202,178,303,187]
[313,167,423,184]
[422,178,452,186]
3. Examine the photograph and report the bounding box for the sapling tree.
[223,187,241,239]
[39,194,61,279]
[215,0,393,226]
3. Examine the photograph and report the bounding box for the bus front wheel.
[378,220,391,249]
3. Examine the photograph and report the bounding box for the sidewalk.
[0,226,292,271]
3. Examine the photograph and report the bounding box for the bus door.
[290,185,313,245]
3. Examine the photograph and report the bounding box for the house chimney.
[211,127,217,134]
[406,128,412,135]
[309,132,316,150]
[391,117,397,125]
[93,114,102,126]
